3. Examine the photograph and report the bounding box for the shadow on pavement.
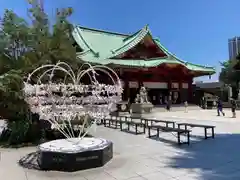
[18,151,41,170]
[167,133,240,180]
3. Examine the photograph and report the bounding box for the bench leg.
[120,121,123,131]
[187,132,190,145]
[172,122,175,128]
[177,132,190,145]
[157,128,159,137]
[148,127,151,137]
[204,128,207,139]
[127,123,130,131]
[135,125,138,134]
[166,123,169,128]
[177,124,181,129]
[146,120,149,127]
[118,121,121,128]
[108,120,110,127]
[177,132,181,145]
[143,125,146,133]
[212,127,215,138]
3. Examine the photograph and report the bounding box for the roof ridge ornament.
[94,52,100,57]
[145,24,149,30]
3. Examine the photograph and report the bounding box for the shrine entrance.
[148,89,169,105]
[129,88,138,103]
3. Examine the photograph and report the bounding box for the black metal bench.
[103,118,121,129]
[141,118,176,128]
[111,115,132,123]
[177,123,215,139]
[148,125,191,145]
[120,121,146,135]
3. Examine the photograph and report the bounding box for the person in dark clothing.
[166,100,170,111]
[166,96,171,111]
[231,98,237,118]
[217,97,225,116]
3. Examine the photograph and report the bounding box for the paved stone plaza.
[1,108,240,180]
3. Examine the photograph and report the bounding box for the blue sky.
[1,0,240,82]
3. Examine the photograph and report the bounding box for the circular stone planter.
[37,137,113,172]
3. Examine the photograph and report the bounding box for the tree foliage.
[0,0,78,145]
[219,57,240,99]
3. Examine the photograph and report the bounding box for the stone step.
[152,104,201,112]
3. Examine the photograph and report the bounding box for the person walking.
[165,96,171,111]
[217,97,225,116]
[184,101,188,113]
[231,98,237,118]
[166,99,170,111]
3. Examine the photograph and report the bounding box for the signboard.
[143,82,168,89]
[182,83,189,89]
[129,81,139,88]
[171,83,179,89]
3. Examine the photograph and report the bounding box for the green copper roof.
[72,25,215,75]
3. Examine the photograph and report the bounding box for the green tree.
[0,9,30,74]
[25,0,77,70]
[219,57,240,99]
[0,0,78,145]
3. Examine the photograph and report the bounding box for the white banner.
[143,82,168,89]
[182,83,189,89]
[129,81,139,88]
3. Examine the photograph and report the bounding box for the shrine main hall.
[72,25,215,105]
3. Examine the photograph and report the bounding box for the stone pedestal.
[131,103,154,114]
[37,138,113,172]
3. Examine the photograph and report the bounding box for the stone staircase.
[152,104,202,112]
